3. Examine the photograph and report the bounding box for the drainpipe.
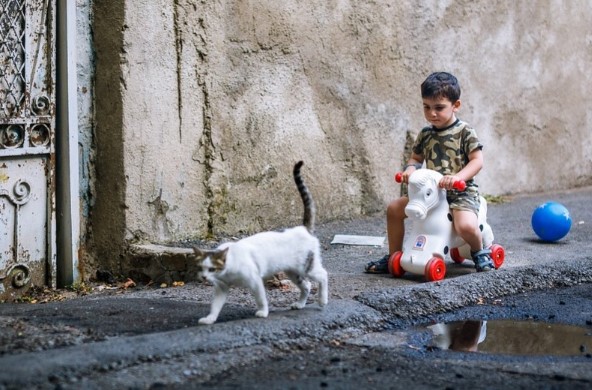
[56,0,80,287]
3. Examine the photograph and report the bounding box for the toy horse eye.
[426,189,432,197]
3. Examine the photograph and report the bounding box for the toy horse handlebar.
[452,180,467,191]
[394,172,466,191]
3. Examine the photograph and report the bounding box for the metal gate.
[0,0,56,300]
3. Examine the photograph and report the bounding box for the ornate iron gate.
[0,0,56,300]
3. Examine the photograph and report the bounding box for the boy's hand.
[439,175,462,190]
[401,166,417,183]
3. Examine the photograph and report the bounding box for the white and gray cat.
[192,161,328,325]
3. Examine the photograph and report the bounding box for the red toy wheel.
[450,247,464,264]
[388,251,405,277]
[490,244,505,269]
[424,257,446,282]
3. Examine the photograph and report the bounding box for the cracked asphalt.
[1,186,591,389]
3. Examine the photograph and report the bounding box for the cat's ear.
[192,247,207,261]
[212,247,229,269]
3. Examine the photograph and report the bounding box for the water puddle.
[427,320,591,356]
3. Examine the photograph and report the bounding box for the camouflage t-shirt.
[412,119,483,187]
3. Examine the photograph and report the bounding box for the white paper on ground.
[330,235,385,246]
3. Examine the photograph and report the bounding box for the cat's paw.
[255,310,269,318]
[318,298,328,308]
[291,302,306,310]
[198,315,217,325]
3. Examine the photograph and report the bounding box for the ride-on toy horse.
[388,169,505,282]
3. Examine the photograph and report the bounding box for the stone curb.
[357,257,592,322]
[0,300,385,388]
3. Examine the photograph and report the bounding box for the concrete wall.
[90,0,592,272]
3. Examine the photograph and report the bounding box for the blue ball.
[531,202,572,242]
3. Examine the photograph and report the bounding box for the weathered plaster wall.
[120,0,209,245]
[91,0,592,270]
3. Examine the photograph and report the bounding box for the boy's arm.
[439,149,483,189]
[401,152,424,183]
[460,149,484,181]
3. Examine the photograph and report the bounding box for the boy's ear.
[453,99,461,111]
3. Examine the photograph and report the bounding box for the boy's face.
[422,97,461,129]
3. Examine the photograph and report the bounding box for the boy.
[366,72,495,273]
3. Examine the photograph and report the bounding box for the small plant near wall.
[483,194,509,204]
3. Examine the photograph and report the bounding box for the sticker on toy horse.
[412,235,427,251]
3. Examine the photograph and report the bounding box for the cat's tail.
[293,160,316,233]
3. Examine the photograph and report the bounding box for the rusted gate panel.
[0,0,56,300]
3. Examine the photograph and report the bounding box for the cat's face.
[192,247,228,282]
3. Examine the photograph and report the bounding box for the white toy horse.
[389,169,505,281]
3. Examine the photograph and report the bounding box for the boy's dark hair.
[421,72,461,102]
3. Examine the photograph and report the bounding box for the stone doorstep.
[125,244,196,285]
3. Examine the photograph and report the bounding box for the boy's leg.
[451,209,482,250]
[452,209,494,272]
[365,197,408,273]
[387,197,409,253]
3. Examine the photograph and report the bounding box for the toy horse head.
[405,169,446,220]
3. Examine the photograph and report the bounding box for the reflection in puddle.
[427,320,591,356]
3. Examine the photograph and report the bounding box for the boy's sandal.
[472,249,494,272]
[365,255,390,274]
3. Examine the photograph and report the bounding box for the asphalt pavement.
[0,185,591,389]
